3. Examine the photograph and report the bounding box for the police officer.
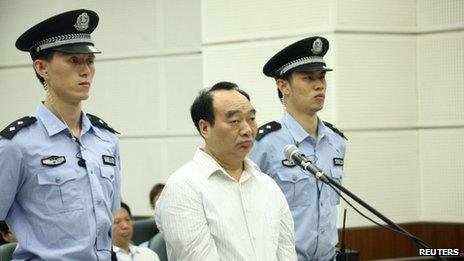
[0,9,121,260]
[249,36,347,260]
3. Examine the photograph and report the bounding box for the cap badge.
[311,38,323,55]
[74,12,90,31]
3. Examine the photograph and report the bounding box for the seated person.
[0,221,16,245]
[112,202,160,261]
[138,183,165,247]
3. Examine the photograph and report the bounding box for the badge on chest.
[41,156,66,167]
[102,155,116,166]
[333,157,344,166]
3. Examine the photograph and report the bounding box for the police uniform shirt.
[248,111,346,261]
[0,103,121,260]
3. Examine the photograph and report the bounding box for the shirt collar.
[282,111,309,144]
[34,103,101,139]
[80,111,92,136]
[282,111,328,144]
[193,148,258,182]
[34,103,67,137]
[113,244,140,255]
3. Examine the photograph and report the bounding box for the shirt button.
[292,175,298,182]
[321,230,325,234]
[97,200,102,205]
[55,177,61,184]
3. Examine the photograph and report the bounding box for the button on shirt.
[155,148,297,261]
[113,244,160,261]
[0,103,121,260]
[248,112,346,261]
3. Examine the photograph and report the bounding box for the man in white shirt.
[155,81,297,261]
[113,202,160,261]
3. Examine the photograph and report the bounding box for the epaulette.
[323,121,347,140]
[256,121,281,141]
[86,113,120,134]
[0,116,37,140]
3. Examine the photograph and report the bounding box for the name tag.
[102,155,116,166]
[333,158,344,166]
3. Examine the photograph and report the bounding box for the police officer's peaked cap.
[16,9,101,60]
[263,36,332,78]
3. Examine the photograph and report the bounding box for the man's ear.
[199,119,209,138]
[33,59,48,80]
[276,78,290,97]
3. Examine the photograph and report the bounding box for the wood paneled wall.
[338,223,464,260]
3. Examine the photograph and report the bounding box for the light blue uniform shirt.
[249,111,346,261]
[0,103,121,260]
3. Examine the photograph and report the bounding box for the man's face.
[1,231,16,243]
[281,70,327,115]
[201,90,257,161]
[41,52,96,105]
[112,208,133,248]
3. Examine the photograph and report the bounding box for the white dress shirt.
[155,148,297,261]
[113,244,160,261]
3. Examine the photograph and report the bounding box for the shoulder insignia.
[256,121,281,141]
[86,113,120,134]
[0,116,37,140]
[323,121,347,140]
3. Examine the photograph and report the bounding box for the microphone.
[78,158,86,168]
[284,144,328,182]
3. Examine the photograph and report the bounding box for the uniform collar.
[193,148,257,182]
[81,111,102,138]
[35,103,68,136]
[34,103,99,139]
[282,111,328,144]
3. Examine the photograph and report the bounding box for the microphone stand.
[337,209,348,261]
[298,161,446,261]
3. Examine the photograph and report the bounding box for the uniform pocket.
[329,168,343,205]
[99,165,115,200]
[37,169,84,214]
[274,168,314,207]
[100,165,115,182]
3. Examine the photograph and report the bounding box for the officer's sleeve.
[111,140,121,212]
[155,179,220,261]
[0,140,23,219]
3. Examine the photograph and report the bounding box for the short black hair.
[275,71,293,102]
[149,183,165,206]
[0,221,10,234]
[120,202,132,218]
[190,81,251,135]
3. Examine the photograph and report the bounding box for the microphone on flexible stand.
[283,144,329,183]
[283,144,445,261]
